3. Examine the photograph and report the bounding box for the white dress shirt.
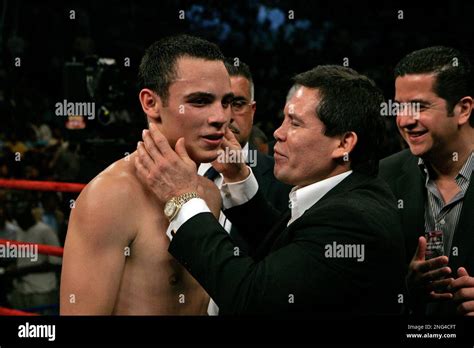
[287,170,352,225]
[196,143,251,233]
[169,169,353,233]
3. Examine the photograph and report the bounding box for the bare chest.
[114,207,208,314]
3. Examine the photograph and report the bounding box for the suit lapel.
[267,172,369,252]
[395,158,425,260]
[448,179,474,272]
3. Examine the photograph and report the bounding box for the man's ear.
[332,131,358,162]
[455,96,473,126]
[139,88,163,123]
[250,101,257,121]
[251,101,257,113]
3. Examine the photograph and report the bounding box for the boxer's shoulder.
[70,156,143,239]
[82,154,144,202]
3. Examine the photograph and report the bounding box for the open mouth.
[202,134,224,146]
[407,130,428,142]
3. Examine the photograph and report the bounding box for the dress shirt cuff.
[166,198,211,240]
[220,167,259,210]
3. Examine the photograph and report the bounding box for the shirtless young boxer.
[60,35,233,315]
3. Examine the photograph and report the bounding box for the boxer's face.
[145,57,233,164]
[273,86,342,187]
[228,76,256,147]
[395,74,459,159]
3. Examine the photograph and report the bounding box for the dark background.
[1,0,473,232]
[1,0,474,180]
[0,0,473,319]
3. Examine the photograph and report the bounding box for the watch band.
[164,191,200,222]
[174,192,199,205]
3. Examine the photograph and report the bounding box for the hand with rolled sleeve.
[211,127,250,183]
[135,123,257,226]
[135,123,199,203]
[135,124,222,220]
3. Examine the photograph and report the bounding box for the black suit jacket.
[247,146,291,213]
[169,171,405,315]
[379,149,474,314]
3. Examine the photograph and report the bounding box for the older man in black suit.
[135,65,405,315]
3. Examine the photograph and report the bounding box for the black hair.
[394,46,474,127]
[15,204,36,232]
[293,65,385,176]
[137,34,225,106]
[224,57,254,99]
[224,57,253,82]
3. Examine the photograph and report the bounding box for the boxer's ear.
[139,88,163,124]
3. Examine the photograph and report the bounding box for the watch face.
[164,201,176,218]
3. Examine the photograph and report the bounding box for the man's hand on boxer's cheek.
[135,123,198,203]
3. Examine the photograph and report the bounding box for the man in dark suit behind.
[198,58,290,230]
[135,65,405,315]
[379,46,474,315]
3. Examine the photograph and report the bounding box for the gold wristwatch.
[164,192,200,222]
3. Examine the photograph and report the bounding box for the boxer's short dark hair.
[395,46,474,127]
[138,35,224,106]
[293,65,385,176]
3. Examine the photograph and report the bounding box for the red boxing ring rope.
[0,179,78,257]
[0,239,64,257]
[0,239,63,315]
[0,307,40,316]
[0,179,85,192]
[0,179,72,315]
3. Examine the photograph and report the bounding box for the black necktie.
[203,165,251,254]
[203,166,220,181]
